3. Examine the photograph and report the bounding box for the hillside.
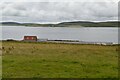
[0,21,119,27]
[0,22,54,27]
[55,21,118,27]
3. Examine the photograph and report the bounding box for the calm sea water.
[1,26,118,43]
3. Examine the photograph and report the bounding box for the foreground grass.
[0,41,2,79]
[2,41,118,78]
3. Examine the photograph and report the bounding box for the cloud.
[0,0,119,2]
[0,1,118,23]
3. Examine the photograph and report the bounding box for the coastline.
[1,40,118,46]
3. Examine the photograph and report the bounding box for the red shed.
[23,36,37,42]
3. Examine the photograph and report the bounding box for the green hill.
[0,21,119,27]
[55,21,118,27]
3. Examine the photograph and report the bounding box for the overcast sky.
[0,0,118,23]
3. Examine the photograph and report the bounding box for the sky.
[0,0,119,23]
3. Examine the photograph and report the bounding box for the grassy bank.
[2,41,118,78]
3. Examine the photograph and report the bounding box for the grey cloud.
[0,2,118,23]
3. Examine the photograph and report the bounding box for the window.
[26,37,29,39]
[32,37,34,40]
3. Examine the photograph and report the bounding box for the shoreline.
[1,39,118,46]
[1,25,119,28]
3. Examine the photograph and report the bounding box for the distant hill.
[55,21,119,27]
[0,21,119,27]
[0,22,22,26]
[0,22,54,27]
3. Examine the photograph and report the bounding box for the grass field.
[2,41,119,78]
[0,41,2,79]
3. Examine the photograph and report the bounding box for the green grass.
[0,41,2,79]
[2,41,119,78]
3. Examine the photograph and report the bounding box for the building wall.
[24,36,37,42]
